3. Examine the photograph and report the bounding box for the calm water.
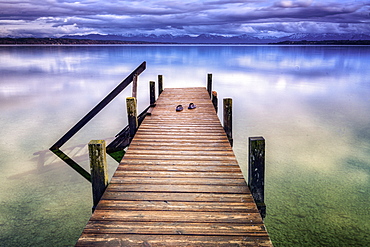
[0,45,369,246]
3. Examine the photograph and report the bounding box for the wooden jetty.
[76,87,272,246]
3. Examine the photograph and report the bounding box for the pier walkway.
[76,87,272,246]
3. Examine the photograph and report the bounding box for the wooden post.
[207,74,212,98]
[248,137,266,219]
[150,81,156,106]
[126,97,138,138]
[212,91,218,113]
[132,73,138,98]
[88,140,108,212]
[158,75,163,96]
[223,98,233,146]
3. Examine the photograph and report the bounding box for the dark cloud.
[0,0,369,37]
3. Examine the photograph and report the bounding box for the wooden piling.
[132,73,138,98]
[150,81,156,106]
[126,97,138,138]
[223,98,233,146]
[207,74,212,98]
[212,91,218,113]
[88,140,108,211]
[248,137,266,218]
[158,75,163,96]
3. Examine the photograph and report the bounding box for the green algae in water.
[108,150,126,163]
[262,159,370,247]
[0,164,92,246]
[239,131,370,247]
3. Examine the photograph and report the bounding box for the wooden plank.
[128,140,231,146]
[76,234,273,247]
[90,210,262,223]
[101,192,254,202]
[128,138,230,143]
[138,125,225,130]
[106,184,250,194]
[118,159,239,166]
[126,144,233,151]
[122,154,237,161]
[124,150,235,156]
[109,177,247,186]
[134,132,227,138]
[81,221,266,235]
[112,171,245,179]
[114,165,241,173]
[133,135,229,141]
[96,200,258,212]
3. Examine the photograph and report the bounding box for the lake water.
[0,45,369,246]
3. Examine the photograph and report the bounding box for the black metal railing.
[49,61,146,182]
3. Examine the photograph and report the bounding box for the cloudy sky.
[1,0,369,38]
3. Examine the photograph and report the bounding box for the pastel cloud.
[0,0,369,37]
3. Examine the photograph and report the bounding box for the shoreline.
[1,37,370,45]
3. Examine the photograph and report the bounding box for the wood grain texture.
[76,87,273,246]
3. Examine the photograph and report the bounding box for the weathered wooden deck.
[76,87,272,246]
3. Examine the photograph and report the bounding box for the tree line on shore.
[1,37,370,45]
[0,37,161,45]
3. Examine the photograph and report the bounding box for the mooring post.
[132,73,138,98]
[223,98,233,146]
[150,81,156,106]
[248,137,266,219]
[212,91,218,113]
[158,75,163,96]
[207,74,212,98]
[88,140,108,212]
[126,97,138,138]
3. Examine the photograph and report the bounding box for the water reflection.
[0,45,369,246]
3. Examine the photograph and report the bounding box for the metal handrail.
[49,61,146,182]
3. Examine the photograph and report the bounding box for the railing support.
[248,136,266,219]
[89,140,108,212]
[150,81,156,106]
[132,73,138,98]
[158,75,163,96]
[223,98,233,146]
[212,91,218,113]
[207,74,212,98]
[126,97,138,138]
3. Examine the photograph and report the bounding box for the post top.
[249,136,265,141]
[89,140,106,145]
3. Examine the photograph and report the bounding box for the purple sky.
[1,0,369,37]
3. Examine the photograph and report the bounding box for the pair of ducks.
[176,103,196,111]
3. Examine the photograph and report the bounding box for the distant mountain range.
[62,33,370,44]
[1,33,369,45]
